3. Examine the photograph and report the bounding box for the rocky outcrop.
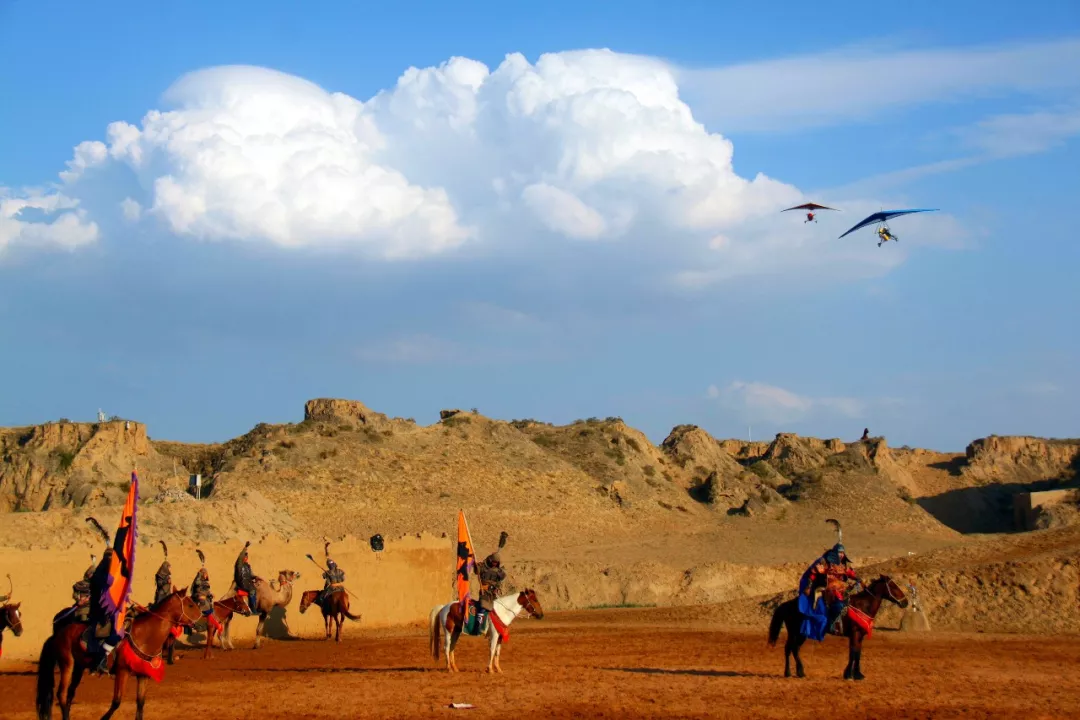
[0,420,177,512]
[762,433,844,476]
[661,425,787,513]
[962,436,1080,483]
[305,398,390,427]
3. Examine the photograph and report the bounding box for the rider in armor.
[474,531,508,629]
[233,541,257,616]
[71,555,96,622]
[821,543,859,634]
[88,548,121,674]
[153,541,172,605]
[190,549,215,635]
[318,542,345,607]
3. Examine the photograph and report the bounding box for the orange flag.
[454,510,475,606]
[101,471,139,634]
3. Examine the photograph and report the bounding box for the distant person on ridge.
[153,540,172,605]
[318,541,346,608]
[233,541,257,616]
[861,428,869,441]
[474,531,509,629]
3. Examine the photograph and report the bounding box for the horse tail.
[428,605,442,661]
[767,602,786,648]
[338,594,361,622]
[36,637,57,720]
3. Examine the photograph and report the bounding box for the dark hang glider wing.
[837,209,938,238]
[782,202,838,212]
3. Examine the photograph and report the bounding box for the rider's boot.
[94,642,114,674]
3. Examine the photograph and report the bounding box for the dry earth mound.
[0,420,179,512]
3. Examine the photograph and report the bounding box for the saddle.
[462,599,489,636]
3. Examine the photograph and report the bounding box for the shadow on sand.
[601,667,766,679]
[227,666,431,674]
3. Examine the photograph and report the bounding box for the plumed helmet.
[327,558,337,569]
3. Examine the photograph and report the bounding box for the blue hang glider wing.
[838,209,938,238]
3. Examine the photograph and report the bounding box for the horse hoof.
[854,673,865,681]
[784,670,791,678]
[796,671,805,679]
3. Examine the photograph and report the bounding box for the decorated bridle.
[517,589,542,618]
[869,576,906,605]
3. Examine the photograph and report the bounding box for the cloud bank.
[2,48,969,282]
[708,381,866,424]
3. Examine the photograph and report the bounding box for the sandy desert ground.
[3,608,1080,720]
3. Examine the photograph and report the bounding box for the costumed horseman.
[153,540,172,605]
[84,517,122,675]
[190,548,216,635]
[474,531,508,629]
[798,519,861,640]
[318,541,345,609]
[233,540,257,616]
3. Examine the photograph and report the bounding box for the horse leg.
[56,654,74,720]
[494,638,503,674]
[63,665,85,719]
[335,613,343,643]
[791,634,807,679]
[843,630,857,680]
[134,675,148,720]
[323,611,330,640]
[254,612,266,649]
[99,666,128,720]
[851,631,865,681]
[449,629,461,672]
[486,629,499,674]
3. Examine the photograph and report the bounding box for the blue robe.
[798,593,828,641]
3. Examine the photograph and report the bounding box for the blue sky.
[2,1,1078,451]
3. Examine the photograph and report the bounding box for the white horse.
[428,589,544,673]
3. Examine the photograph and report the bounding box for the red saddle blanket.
[846,606,875,636]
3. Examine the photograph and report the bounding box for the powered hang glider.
[838,208,939,246]
[781,202,838,223]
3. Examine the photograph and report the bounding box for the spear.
[303,554,362,602]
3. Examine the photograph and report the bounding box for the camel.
[223,570,300,649]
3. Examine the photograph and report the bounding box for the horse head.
[166,586,202,627]
[870,575,909,609]
[2,602,23,636]
[298,590,319,614]
[517,588,544,619]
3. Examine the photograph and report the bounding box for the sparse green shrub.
[57,450,76,470]
[643,465,656,477]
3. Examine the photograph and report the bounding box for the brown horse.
[36,587,201,720]
[298,589,362,642]
[198,595,248,658]
[1,600,24,658]
[767,575,908,680]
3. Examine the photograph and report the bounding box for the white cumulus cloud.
[0,190,99,254]
[6,49,960,280]
[709,381,866,424]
